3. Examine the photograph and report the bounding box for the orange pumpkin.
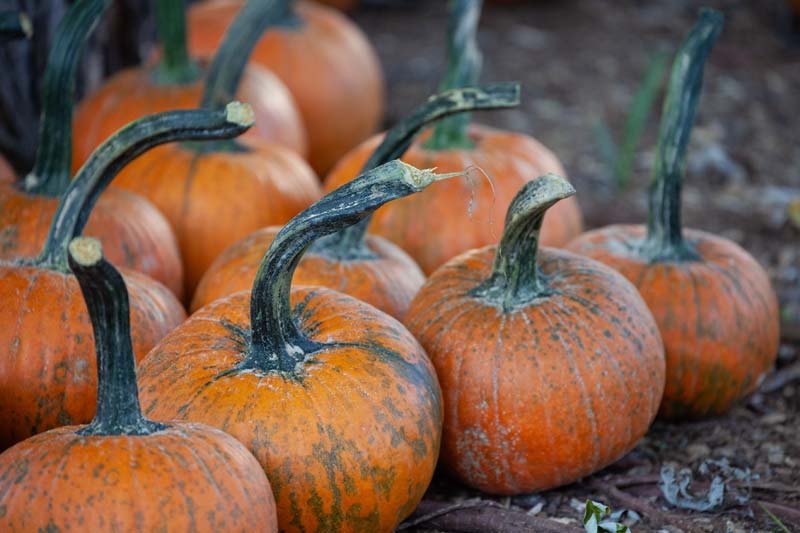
[0,237,278,531]
[0,0,185,298]
[567,10,779,420]
[188,0,384,174]
[0,103,252,450]
[323,0,581,274]
[71,0,306,172]
[112,0,322,299]
[314,0,358,10]
[192,83,520,317]
[138,160,447,532]
[405,174,665,494]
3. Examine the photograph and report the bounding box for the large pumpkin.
[192,83,520,317]
[0,104,251,450]
[405,174,665,494]
[0,0,185,298]
[138,160,446,532]
[323,0,581,274]
[567,10,779,420]
[0,237,277,531]
[111,0,321,299]
[71,0,306,172]
[188,0,384,174]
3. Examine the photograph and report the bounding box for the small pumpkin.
[324,0,582,274]
[0,236,278,531]
[0,103,251,450]
[72,0,306,172]
[138,160,447,532]
[0,0,185,298]
[405,174,665,495]
[192,83,520,317]
[112,0,321,299]
[188,0,384,174]
[566,9,779,420]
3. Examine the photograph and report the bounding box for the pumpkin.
[72,0,306,172]
[138,160,446,532]
[188,0,384,174]
[323,0,582,274]
[0,236,278,531]
[0,103,252,450]
[0,0,184,298]
[192,83,520,317]
[314,0,358,10]
[112,0,321,299]
[405,174,665,494]
[566,9,779,420]
[0,10,31,42]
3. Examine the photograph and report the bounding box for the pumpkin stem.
[22,0,111,197]
[644,8,722,262]
[314,82,520,259]
[0,11,32,41]
[424,0,483,151]
[200,0,299,112]
[246,160,462,373]
[37,103,254,271]
[69,237,167,436]
[152,0,201,85]
[473,174,575,310]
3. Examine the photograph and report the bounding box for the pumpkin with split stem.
[0,103,251,450]
[405,174,664,494]
[0,236,277,531]
[139,160,446,532]
[566,9,779,420]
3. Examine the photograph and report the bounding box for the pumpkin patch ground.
[354,1,798,531]
[0,0,797,532]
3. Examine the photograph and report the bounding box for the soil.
[348,0,800,531]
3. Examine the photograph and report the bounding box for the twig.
[760,362,800,394]
[588,478,701,533]
[397,499,581,533]
[755,500,800,527]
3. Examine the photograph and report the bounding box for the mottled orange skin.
[111,136,321,299]
[188,0,384,174]
[0,423,278,531]
[324,125,584,274]
[192,225,425,318]
[0,265,185,450]
[405,247,665,494]
[566,225,780,420]
[139,287,443,533]
[0,182,184,299]
[72,62,307,173]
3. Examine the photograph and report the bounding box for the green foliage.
[582,500,630,533]
[595,50,670,191]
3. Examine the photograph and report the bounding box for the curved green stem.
[37,103,254,271]
[472,174,575,311]
[313,82,520,259]
[643,8,723,262]
[246,161,462,373]
[152,0,201,85]
[424,0,483,150]
[0,11,32,42]
[23,0,111,197]
[200,0,299,111]
[69,237,167,436]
